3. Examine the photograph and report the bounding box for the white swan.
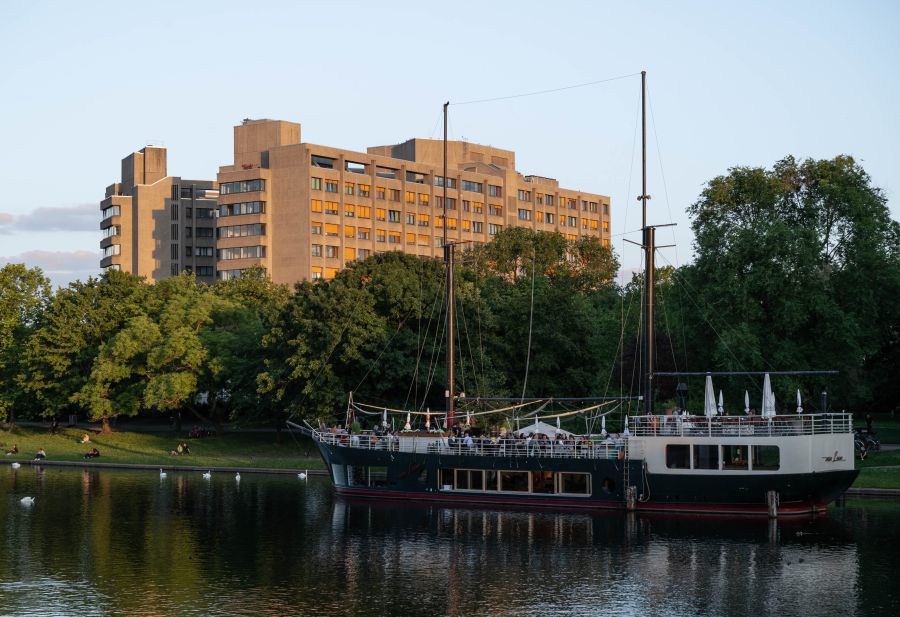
[11,462,21,469]
[159,469,167,478]
[298,470,308,480]
[202,471,211,480]
[235,472,241,482]
[20,496,35,505]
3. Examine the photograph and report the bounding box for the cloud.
[1,249,101,288]
[0,203,98,234]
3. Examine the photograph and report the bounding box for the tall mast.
[443,101,455,429]
[640,70,655,414]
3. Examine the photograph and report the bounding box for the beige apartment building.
[100,147,218,284]
[216,119,611,284]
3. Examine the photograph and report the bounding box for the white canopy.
[744,390,750,414]
[517,420,573,439]
[796,389,803,414]
[762,373,776,417]
[717,389,724,415]
[704,375,717,417]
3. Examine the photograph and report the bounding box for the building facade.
[215,119,611,284]
[100,146,219,284]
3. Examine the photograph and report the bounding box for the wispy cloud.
[0,203,98,234]
[1,249,101,288]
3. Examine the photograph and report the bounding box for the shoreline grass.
[0,426,324,470]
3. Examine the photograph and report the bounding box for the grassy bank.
[0,426,323,470]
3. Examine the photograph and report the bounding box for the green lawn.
[0,426,323,470]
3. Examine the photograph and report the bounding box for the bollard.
[767,490,778,519]
[626,486,637,511]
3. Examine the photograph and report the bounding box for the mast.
[443,101,455,429]
[639,70,655,414]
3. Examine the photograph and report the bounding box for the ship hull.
[315,440,858,517]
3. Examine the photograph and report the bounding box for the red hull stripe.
[333,487,828,516]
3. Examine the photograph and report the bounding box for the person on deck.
[463,432,474,450]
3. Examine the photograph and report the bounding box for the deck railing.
[314,431,624,460]
[627,413,853,437]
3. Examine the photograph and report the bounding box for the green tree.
[0,263,51,424]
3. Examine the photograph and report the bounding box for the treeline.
[1,155,897,430]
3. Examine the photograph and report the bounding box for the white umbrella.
[404,412,412,431]
[557,416,561,429]
[425,409,431,430]
[600,416,608,437]
[382,409,388,428]
[762,373,776,417]
[623,416,631,437]
[744,390,750,414]
[718,390,724,415]
[796,389,803,414]
[466,412,472,426]
[704,375,717,417]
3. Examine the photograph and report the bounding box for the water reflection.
[1,467,896,616]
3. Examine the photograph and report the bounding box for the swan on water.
[159,469,167,478]
[11,462,21,469]
[235,472,241,482]
[20,496,35,505]
[298,471,307,480]
[202,471,212,480]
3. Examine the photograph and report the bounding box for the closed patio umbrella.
[704,375,717,417]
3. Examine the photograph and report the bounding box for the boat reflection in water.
[328,496,861,617]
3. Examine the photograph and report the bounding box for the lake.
[1,466,898,616]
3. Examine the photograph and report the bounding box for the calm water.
[1,466,898,617]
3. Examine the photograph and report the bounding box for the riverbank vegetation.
[1,155,899,439]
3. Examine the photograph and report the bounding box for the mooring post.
[626,486,637,511]
[767,490,778,518]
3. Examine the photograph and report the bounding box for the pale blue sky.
[1,0,898,285]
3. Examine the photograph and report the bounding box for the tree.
[0,264,51,424]
[681,155,900,409]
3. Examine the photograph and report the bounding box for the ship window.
[455,469,470,489]
[440,468,454,489]
[348,465,367,487]
[485,470,499,491]
[693,445,720,470]
[499,471,529,492]
[331,464,347,487]
[559,473,590,495]
[368,466,389,487]
[666,445,691,469]
[531,471,554,494]
[752,446,780,470]
[722,445,749,470]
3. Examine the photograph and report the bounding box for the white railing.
[314,431,624,460]
[627,413,853,437]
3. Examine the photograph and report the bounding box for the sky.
[1,0,898,287]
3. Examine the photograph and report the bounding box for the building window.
[357,248,370,259]
[435,176,457,189]
[171,224,178,240]
[406,232,416,245]
[311,177,322,190]
[217,223,265,238]
[568,198,577,210]
[101,205,121,219]
[376,229,386,243]
[488,185,501,197]
[185,226,193,238]
[344,247,355,261]
[375,208,386,221]
[589,201,598,213]
[488,223,502,235]
[418,214,430,227]
[101,225,120,239]
[582,200,589,211]
[488,204,502,217]
[312,244,322,257]
[472,202,484,214]
[345,204,355,217]
[376,187,386,200]
[546,195,554,206]
[345,182,354,196]
[344,225,355,238]
[388,210,401,223]
[568,216,577,227]
[171,244,178,260]
[518,209,532,221]
[517,189,531,201]
[358,206,371,218]
[359,184,370,198]
[195,208,214,219]
[358,227,371,240]
[325,245,337,258]
[462,200,471,212]
[418,234,429,246]
[419,193,429,206]
[535,211,544,223]
[590,219,599,230]
[311,221,322,235]
[535,193,544,205]
[196,227,214,238]
[325,180,339,193]
[546,213,555,224]
[462,180,483,193]
[220,201,264,216]
[170,263,178,275]
[406,213,416,225]
[170,203,178,220]
[220,179,265,195]
[218,246,265,260]
[311,199,323,213]
[325,201,339,215]
[603,203,609,215]
[472,221,483,233]
[325,223,339,236]
[102,245,120,258]
[405,191,415,204]
[196,266,214,277]
[389,231,401,244]
[436,197,457,210]
[195,246,214,257]
[325,267,338,280]
[389,189,401,202]
[311,267,323,280]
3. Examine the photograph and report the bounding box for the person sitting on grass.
[34,448,46,460]
[170,441,191,456]
[80,433,91,444]
[83,447,100,459]
[5,444,17,455]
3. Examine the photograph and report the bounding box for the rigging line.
[474,261,487,396]
[428,108,443,140]
[520,249,538,403]
[457,284,481,398]
[352,306,416,393]
[453,269,467,398]
[407,264,445,410]
[421,271,449,410]
[451,72,641,106]
[646,82,680,266]
[656,272,680,377]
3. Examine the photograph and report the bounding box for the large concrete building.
[102,120,612,286]
[100,147,218,284]
[216,119,611,284]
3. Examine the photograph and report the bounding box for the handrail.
[626,413,853,437]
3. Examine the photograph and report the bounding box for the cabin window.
[348,465,389,486]
[455,469,484,491]
[666,445,691,469]
[752,446,780,470]
[499,471,529,492]
[559,473,591,495]
[722,445,749,470]
[485,470,499,491]
[331,464,347,487]
[440,469,454,489]
[693,445,720,470]
[531,471,554,494]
